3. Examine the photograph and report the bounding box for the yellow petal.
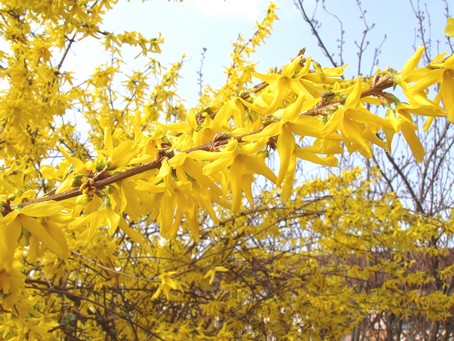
[441,72,454,123]
[341,119,372,157]
[19,215,64,257]
[304,139,343,154]
[241,173,255,207]
[386,109,402,131]
[188,150,228,161]
[401,46,424,80]
[203,154,234,176]
[158,193,177,238]
[168,152,187,168]
[184,158,222,195]
[264,77,292,114]
[242,123,281,142]
[161,122,191,133]
[121,180,146,220]
[58,146,85,171]
[407,91,439,108]
[169,208,183,239]
[345,77,362,108]
[397,103,442,117]
[401,125,425,162]
[110,140,136,168]
[104,209,121,235]
[0,219,21,269]
[289,116,323,138]
[241,155,276,183]
[118,217,144,244]
[253,71,279,86]
[423,117,435,132]
[445,54,454,69]
[156,159,172,179]
[194,183,221,222]
[103,127,113,156]
[282,94,305,122]
[230,160,243,212]
[135,181,165,193]
[297,56,313,77]
[348,107,392,129]
[45,220,69,258]
[410,69,444,93]
[187,108,198,130]
[205,269,216,285]
[276,125,295,186]
[239,140,267,154]
[40,166,61,180]
[294,146,338,166]
[55,175,76,194]
[445,17,454,37]
[212,99,242,131]
[280,155,297,203]
[322,108,344,136]
[186,215,199,242]
[281,55,302,77]
[20,202,64,217]
[382,126,396,152]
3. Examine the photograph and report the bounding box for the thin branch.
[354,0,375,75]
[321,0,345,65]
[197,47,207,97]
[443,0,454,53]
[294,0,339,68]
[369,34,387,76]
[384,151,425,214]
[57,33,77,71]
[409,0,432,63]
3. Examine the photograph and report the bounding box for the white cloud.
[190,0,267,20]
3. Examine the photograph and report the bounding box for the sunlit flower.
[400,47,454,123]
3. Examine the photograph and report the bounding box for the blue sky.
[69,0,451,107]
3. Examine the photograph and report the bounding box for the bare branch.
[294,0,339,68]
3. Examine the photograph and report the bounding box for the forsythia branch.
[17,74,395,209]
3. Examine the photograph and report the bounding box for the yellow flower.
[0,265,25,310]
[322,77,391,157]
[410,54,454,122]
[384,107,425,162]
[243,95,323,186]
[400,46,454,122]
[253,56,324,114]
[189,139,276,212]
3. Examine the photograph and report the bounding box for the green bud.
[102,195,111,209]
[96,159,106,172]
[71,178,82,188]
[76,193,91,205]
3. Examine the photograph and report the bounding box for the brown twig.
[18,134,248,208]
[302,76,393,117]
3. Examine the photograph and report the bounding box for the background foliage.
[0,1,453,340]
